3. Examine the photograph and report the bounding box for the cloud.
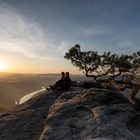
[0,4,68,60]
[78,25,111,37]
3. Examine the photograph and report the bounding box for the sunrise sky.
[0,0,140,74]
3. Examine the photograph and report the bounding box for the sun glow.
[0,62,8,71]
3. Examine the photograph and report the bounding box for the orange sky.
[0,53,81,74]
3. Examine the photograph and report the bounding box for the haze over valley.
[0,72,89,111]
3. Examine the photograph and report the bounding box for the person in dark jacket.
[47,72,65,90]
[63,72,72,90]
[47,72,72,91]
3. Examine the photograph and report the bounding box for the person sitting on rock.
[63,72,72,91]
[47,72,72,91]
[47,72,65,90]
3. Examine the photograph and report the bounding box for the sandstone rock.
[40,88,140,140]
[0,90,63,140]
[0,87,140,140]
[78,80,103,89]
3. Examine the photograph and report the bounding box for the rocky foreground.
[0,86,140,140]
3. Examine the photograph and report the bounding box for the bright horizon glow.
[0,62,8,71]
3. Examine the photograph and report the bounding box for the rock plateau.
[0,86,140,140]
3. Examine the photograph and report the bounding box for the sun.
[0,62,7,71]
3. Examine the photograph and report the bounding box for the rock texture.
[0,89,63,140]
[0,87,140,140]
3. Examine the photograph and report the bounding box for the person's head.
[61,72,65,76]
[66,72,69,76]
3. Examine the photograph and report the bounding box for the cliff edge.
[0,86,140,140]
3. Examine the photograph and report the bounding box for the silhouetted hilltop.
[0,84,140,140]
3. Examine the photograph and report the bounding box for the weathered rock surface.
[0,87,140,140]
[0,89,63,140]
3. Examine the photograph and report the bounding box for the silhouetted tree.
[64,44,140,88]
[64,44,109,80]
